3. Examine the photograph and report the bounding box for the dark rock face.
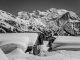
[0,44,18,54]
[25,46,33,54]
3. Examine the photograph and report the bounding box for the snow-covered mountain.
[0,8,80,36]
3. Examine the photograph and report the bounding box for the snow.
[0,34,29,49]
[54,36,80,43]
[6,48,25,60]
[8,50,80,60]
[0,49,9,60]
[57,9,68,15]
[1,35,80,60]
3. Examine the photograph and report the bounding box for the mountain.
[0,8,80,36]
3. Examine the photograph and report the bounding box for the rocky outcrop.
[0,8,80,36]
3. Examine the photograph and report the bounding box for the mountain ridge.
[0,8,80,36]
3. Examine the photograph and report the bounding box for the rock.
[0,44,18,54]
[18,11,30,20]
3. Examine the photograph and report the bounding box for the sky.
[0,0,79,15]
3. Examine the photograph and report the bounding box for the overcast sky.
[0,0,79,15]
